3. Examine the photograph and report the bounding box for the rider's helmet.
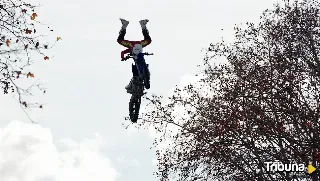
[132,44,143,55]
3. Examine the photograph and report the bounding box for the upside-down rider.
[117,18,152,94]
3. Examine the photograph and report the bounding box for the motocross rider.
[117,18,152,94]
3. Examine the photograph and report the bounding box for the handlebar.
[122,52,154,61]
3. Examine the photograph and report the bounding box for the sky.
[0,0,280,180]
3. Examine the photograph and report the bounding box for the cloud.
[0,120,117,181]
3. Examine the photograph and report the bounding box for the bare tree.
[0,0,59,122]
[129,0,320,180]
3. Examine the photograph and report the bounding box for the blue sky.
[0,0,280,180]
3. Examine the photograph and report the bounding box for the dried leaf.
[22,9,27,13]
[31,13,37,20]
[25,29,32,34]
[6,39,10,46]
[44,56,49,60]
[27,72,34,78]
[57,37,61,41]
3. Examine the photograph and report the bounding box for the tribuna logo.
[265,161,305,172]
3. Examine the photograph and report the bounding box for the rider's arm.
[121,48,131,61]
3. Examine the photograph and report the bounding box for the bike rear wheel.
[129,95,141,123]
[143,64,150,89]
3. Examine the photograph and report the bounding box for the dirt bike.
[123,52,153,123]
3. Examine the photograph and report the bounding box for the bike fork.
[136,62,146,77]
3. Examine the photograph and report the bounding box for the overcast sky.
[0,0,279,180]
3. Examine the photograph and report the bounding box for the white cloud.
[0,120,117,181]
[117,156,125,163]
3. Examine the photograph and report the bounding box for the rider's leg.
[139,19,152,47]
[117,19,131,47]
[139,19,151,89]
[118,19,128,40]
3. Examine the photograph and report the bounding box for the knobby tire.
[144,64,150,89]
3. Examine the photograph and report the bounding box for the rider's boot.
[118,19,128,43]
[139,19,149,30]
[119,18,129,35]
[120,18,129,29]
